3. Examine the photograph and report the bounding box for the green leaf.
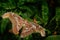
[45,35,60,40]
[0,0,16,9]
[1,19,9,33]
[42,4,48,24]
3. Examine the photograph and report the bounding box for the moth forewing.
[37,26,46,37]
[20,22,34,38]
[20,27,33,38]
[32,23,46,37]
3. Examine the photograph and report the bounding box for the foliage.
[45,35,60,40]
[0,0,60,40]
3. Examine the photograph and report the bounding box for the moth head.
[2,12,13,19]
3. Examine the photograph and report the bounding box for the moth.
[2,12,46,38]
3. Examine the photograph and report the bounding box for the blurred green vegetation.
[0,0,60,40]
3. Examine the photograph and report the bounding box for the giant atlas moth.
[2,12,46,38]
